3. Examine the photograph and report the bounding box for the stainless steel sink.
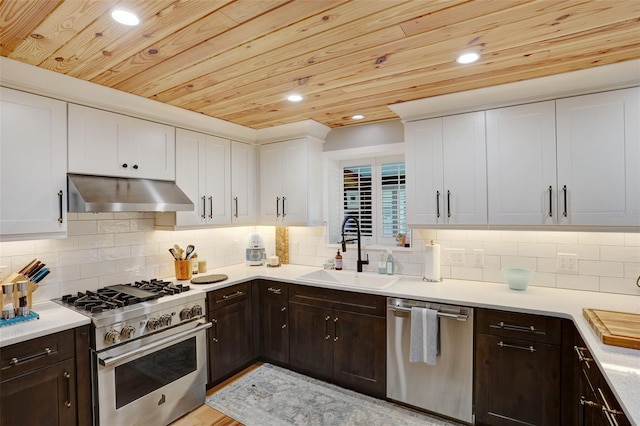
[296,269,400,289]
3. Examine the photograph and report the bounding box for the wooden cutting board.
[583,308,640,350]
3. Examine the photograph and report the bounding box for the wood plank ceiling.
[1,0,639,129]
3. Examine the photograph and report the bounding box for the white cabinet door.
[172,129,230,227]
[68,104,175,180]
[443,112,487,225]
[405,112,486,225]
[174,129,206,227]
[0,88,67,239]
[231,141,256,224]
[204,135,231,225]
[487,101,557,225]
[405,118,443,225]
[556,88,640,226]
[259,137,323,225]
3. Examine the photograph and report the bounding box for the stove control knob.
[191,305,203,317]
[159,314,172,327]
[179,308,192,321]
[146,317,159,331]
[120,325,136,339]
[104,329,120,345]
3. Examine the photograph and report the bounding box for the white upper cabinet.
[0,88,67,240]
[487,101,557,225]
[405,111,487,225]
[259,137,323,225]
[231,141,256,224]
[161,128,231,228]
[556,87,640,226]
[68,104,175,181]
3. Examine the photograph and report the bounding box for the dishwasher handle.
[386,304,469,321]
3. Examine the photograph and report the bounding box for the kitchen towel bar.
[387,305,469,321]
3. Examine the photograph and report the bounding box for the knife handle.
[33,269,50,283]
[24,261,41,277]
[29,263,45,278]
[19,259,38,275]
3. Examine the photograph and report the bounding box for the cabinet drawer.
[208,282,251,310]
[1,329,75,381]
[476,309,561,345]
[289,285,385,317]
[258,280,288,300]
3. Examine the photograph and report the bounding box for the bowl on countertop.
[502,267,534,290]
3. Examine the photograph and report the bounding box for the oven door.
[95,319,212,426]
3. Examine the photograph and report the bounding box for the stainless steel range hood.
[67,174,194,213]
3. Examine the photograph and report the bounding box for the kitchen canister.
[423,240,442,282]
[174,260,192,280]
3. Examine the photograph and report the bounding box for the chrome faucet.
[340,216,369,272]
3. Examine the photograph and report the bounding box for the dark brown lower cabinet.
[563,322,630,426]
[255,281,289,364]
[0,326,90,426]
[289,285,386,397]
[207,283,254,385]
[475,309,561,426]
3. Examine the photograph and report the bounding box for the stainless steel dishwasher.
[387,297,474,424]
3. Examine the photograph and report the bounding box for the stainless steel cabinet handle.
[333,317,339,342]
[324,315,331,340]
[234,196,239,218]
[281,305,287,328]
[497,341,536,352]
[276,197,281,218]
[282,196,286,218]
[598,388,623,426]
[563,185,568,217]
[436,191,441,218]
[574,345,592,368]
[9,347,53,366]
[222,290,245,300]
[208,196,213,219]
[201,196,206,219]
[58,191,64,223]
[64,371,72,408]
[447,190,451,218]
[581,396,600,408]
[212,318,218,343]
[268,287,282,294]
[489,321,545,335]
[548,186,553,217]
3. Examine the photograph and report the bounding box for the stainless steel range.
[56,279,211,426]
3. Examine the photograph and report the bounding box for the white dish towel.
[409,307,440,365]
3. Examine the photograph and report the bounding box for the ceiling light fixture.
[352,114,365,120]
[456,52,480,64]
[287,94,304,102]
[111,9,140,26]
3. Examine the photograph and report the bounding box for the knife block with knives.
[1,273,38,310]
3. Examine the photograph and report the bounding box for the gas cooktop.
[58,279,190,315]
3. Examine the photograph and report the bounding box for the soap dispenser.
[386,249,394,275]
[378,252,387,274]
[335,250,343,270]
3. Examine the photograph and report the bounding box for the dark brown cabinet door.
[259,283,289,364]
[475,333,561,426]
[1,358,76,426]
[333,311,386,397]
[288,301,334,379]
[209,297,254,383]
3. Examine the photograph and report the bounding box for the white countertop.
[0,301,90,347]
[1,264,637,424]
[185,263,640,425]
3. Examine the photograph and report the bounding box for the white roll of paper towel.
[423,241,441,282]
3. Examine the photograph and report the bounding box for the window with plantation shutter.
[380,161,408,244]
[331,155,409,248]
[342,164,373,238]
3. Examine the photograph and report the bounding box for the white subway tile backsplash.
[450,266,483,281]
[579,260,623,278]
[537,231,578,244]
[501,256,537,270]
[518,243,556,258]
[130,219,155,231]
[78,234,115,249]
[599,277,640,296]
[59,249,99,266]
[557,274,599,292]
[483,241,518,256]
[98,220,131,234]
[500,231,537,243]
[578,232,625,246]
[68,220,98,235]
[114,232,146,246]
[77,212,113,221]
[80,261,117,279]
[624,233,640,246]
[600,246,640,263]
[624,263,640,278]
[556,244,599,260]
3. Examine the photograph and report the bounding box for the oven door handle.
[98,320,212,367]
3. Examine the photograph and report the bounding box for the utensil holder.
[174,260,193,280]
[1,273,37,310]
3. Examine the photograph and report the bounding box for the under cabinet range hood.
[67,174,194,213]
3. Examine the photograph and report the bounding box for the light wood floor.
[170,364,262,426]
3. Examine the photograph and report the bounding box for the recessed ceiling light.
[287,94,304,102]
[111,9,140,26]
[352,114,365,120]
[456,52,480,64]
